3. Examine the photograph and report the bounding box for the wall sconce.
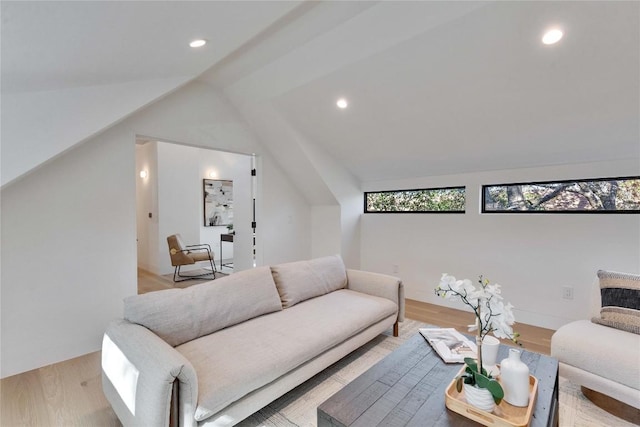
[208,170,218,178]
[139,170,148,178]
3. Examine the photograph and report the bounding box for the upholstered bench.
[551,270,640,411]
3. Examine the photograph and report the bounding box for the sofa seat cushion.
[551,319,640,390]
[271,255,347,308]
[124,266,282,346]
[176,289,398,422]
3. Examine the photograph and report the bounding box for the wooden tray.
[444,367,538,427]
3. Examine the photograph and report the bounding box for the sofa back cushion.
[124,266,282,346]
[591,269,640,335]
[271,255,347,308]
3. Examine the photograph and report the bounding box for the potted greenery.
[435,274,519,412]
[456,357,503,411]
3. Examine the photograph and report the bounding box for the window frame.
[364,186,466,214]
[481,176,640,214]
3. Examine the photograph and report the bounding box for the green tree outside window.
[366,187,465,213]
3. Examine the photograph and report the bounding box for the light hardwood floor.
[1,351,120,426]
[1,274,555,426]
[137,267,176,294]
[138,267,222,294]
[405,298,554,355]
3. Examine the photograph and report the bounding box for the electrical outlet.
[562,286,574,300]
[392,264,399,274]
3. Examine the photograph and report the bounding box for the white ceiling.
[2,1,638,190]
[0,0,302,187]
[264,1,639,182]
[1,1,301,93]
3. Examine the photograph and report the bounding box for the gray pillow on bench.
[592,269,640,335]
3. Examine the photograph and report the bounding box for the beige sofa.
[102,255,404,427]
[551,270,640,410]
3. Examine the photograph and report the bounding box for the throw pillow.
[271,255,347,308]
[591,269,640,335]
[124,266,282,346]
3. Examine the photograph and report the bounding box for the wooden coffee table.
[318,333,559,427]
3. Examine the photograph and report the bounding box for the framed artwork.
[203,179,233,226]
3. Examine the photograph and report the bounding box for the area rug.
[236,319,635,427]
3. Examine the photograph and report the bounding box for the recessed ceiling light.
[336,98,348,109]
[542,29,563,45]
[190,39,207,48]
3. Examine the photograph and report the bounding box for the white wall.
[198,149,253,271]
[258,155,312,265]
[1,125,136,377]
[361,159,640,330]
[1,77,191,188]
[297,133,363,268]
[1,80,312,377]
[135,142,159,272]
[142,142,252,275]
[311,206,342,258]
[130,81,313,266]
[156,142,201,274]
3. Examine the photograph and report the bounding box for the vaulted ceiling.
[2,1,638,190]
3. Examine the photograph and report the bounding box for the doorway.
[135,138,257,292]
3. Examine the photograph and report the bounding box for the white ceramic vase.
[500,348,530,407]
[481,335,501,377]
[463,383,496,413]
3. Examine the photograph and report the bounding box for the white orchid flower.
[440,273,456,287]
[486,283,502,298]
[488,298,506,317]
[433,273,519,345]
[501,302,516,324]
[492,322,513,340]
[437,274,458,298]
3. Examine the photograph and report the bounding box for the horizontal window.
[365,187,465,213]
[482,176,640,213]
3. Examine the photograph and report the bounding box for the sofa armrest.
[346,269,405,324]
[102,319,198,427]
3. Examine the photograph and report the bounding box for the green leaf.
[474,372,490,389]
[456,377,463,393]
[486,379,504,404]
[464,357,478,373]
[471,371,504,404]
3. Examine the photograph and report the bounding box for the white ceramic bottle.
[500,348,530,407]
